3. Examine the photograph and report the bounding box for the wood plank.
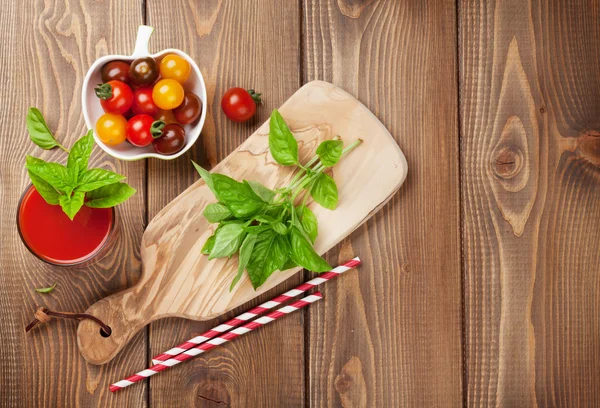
[0,0,146,407]
[460,0,600,406]
[145,0,304,406]
[303,0,463,406]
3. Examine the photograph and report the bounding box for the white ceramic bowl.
[82,26,207,161]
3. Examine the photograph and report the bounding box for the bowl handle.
[132,25,154,58]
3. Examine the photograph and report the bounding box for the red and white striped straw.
[151,257,360,364]
[110,292,323,392]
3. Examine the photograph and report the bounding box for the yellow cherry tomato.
[159,54,191,83]
[96,113,127,145]
[153,79,185,110]
[155,109,178,124]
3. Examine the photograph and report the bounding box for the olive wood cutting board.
[77,80,408,364]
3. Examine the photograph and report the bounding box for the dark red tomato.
[101,61,130,84]
[153,123,186,155]
[131,87,159,116]
[173,92,202,124]
[221,88,261,122]
[95,80,133,115]
[129,57,159,86]
[126,114,155,147]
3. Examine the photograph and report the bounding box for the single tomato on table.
[95,80,133,115]
[221,88,261,122]
[173,92,202,124]
[101,61,130,83]
[153,79,184,110]
[152,123,186,155]
[131,87,159,116]
[126,114,161,147]
[129,56,159,86]
[159,54,191,83]
[96,113,127,145]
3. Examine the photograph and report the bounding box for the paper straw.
[151,257,360,364]
[110,292,323,392]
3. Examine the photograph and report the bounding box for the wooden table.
[1,0,598,406]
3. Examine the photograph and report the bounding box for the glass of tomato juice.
[17,185,115,266]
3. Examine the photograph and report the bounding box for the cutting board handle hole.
[99,327,112,338]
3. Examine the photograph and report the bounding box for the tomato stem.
[247,89,262,105]
[94,83,113,100]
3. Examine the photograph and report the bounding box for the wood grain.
[460,0,600,406]
[0,0,146,407]
[144,1,306,406]
[303,0,463,407]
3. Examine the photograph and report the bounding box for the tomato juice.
[17,185,114,265]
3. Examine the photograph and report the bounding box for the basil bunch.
[196,109,362,290]
[25,108,136,220]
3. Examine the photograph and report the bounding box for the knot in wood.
[580,134,600,166]
[492,147,523,179]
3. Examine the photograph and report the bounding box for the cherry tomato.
[95,80,133,115]
[153,123,186,155]
[153,79,185,110]
[159,54,191,84]
[96,113,127,145]
[129,57,159,86]
[101,61,130,83]
[173,92,202,124]
[221,88,261,122]
[155,109,177,124]
[126,114,158,147]
[131,87,159,116]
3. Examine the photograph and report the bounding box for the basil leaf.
[203,203,232,223]
[201,234,216,255]
[268,109,298,166]
[310,173,338,210]
[212,174,266,218]
[281,259,297,270]
[246,229,290,289]
[271,221,288,235]
[35,283,57,294]
[253,214,287,235]
[85,182,136,208]
[289,227,331,272]
[26,108,66,151]
[254,214,277,223]
[67,130,94,177]
[208,222,246,260]
[59,191,85,220]
[231,233,258,291]
[316,139,343,167]
[28,170,60,205]
[75,169,125,192]
[192,161,217,196]
[26,156,72,192]
[244,180,276,203]
[297,205,318,243]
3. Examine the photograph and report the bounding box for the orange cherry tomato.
[159,54,191,83]
[96,113,127,145]
[152,79,185,110]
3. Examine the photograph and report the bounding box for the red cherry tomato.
[152,123,186,155]
[131,87,159,116]
[95,80,133,115]
[221,88,261,122]
[126,114,156,147]
[101,61,130,84]
[173,92,202,124]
